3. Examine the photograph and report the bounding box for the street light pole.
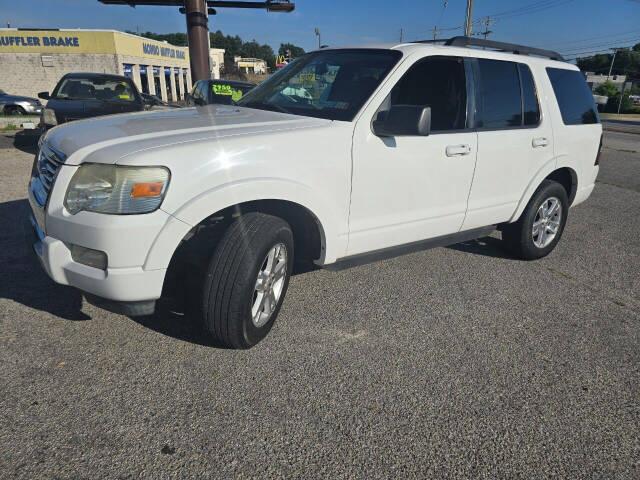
[315,27,321,49]
[185,0,211,82]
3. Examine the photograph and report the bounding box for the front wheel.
[501,180,569,260]
[201,212,294,349]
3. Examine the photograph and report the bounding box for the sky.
[1,0,639,60]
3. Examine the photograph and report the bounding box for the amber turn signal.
[130,182,164,198]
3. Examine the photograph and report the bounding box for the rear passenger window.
[388,56,468,132]
[519,64,540,126]
[476,59,522,128]
[546,68,599,125]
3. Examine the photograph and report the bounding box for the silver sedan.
[0,89,43,115]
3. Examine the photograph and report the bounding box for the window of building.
[546,67,599,125]
[387,56,468,132]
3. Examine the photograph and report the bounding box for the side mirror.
[372,105,431,137]
[38,92,50,100]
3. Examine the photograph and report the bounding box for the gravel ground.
[1,131,639,479]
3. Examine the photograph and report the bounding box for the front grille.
[31,143,66,207]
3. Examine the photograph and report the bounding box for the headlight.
[43,108,57,126]
[64,164,170,215]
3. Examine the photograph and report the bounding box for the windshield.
[236,49,402,121]
[52,77,139,102]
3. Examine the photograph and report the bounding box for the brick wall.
[0,53,120,99]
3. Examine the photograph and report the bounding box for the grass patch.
[601,113,640,120]
[0,115,40,119]
[1,124,18,132]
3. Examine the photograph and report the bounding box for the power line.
[489,0,575,19]
[561,39,640,56]
[560,36,640,53]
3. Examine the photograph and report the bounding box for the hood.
[44,105,328,165]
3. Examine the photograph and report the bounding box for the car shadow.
[0,199,90,320]
[446,235,514,259]
[129,301,232,349]
[12,129,40,155]
[128,262,319,348]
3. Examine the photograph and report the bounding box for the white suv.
[28,37,602,348]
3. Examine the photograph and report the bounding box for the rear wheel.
[501,180,568,260]
[201,212,294,349]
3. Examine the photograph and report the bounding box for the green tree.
[278,43,305,59]
[594,80,619,98]
[577,47,640,80]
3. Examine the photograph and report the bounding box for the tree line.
[126,30,305,71]
[577,43,640,114]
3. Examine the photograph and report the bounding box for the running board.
[325,225,496,271]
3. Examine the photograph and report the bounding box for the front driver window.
[388,56,468,132]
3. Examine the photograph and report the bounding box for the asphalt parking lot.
[1,130,639,479]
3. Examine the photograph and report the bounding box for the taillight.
[595,133,603,165]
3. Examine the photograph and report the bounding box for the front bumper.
[19,103,43,114]
[29,221,166,303]
[27,170,169,308]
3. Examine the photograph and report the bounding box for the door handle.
[532,137,549,148]
[446,144,472,157]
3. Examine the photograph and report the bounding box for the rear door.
[462,58,553,230]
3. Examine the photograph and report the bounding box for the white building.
[234,56,267,75]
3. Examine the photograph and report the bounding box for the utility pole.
[464,0,474,37]
[618,82,627,114]
[478,16,496,39]
[430,26,439,40]
[607,48,620,80]
[399,28,403,43]
[315,27,321,49]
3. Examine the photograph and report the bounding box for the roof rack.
[412,36,565,62]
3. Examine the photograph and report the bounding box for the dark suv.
[38,73,148,129]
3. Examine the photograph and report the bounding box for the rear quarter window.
[546,68,599,125]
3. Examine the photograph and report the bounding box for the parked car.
[186,79,255,106]
[38,73,151,129]
[28,38,602,348]
[0,89,43,115]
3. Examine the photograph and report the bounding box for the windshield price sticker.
[213,84,233,96]
[299,73,316,83]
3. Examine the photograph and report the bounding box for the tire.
[14,106,27,115]
[201,212,294,349]
[501,179,569,260]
